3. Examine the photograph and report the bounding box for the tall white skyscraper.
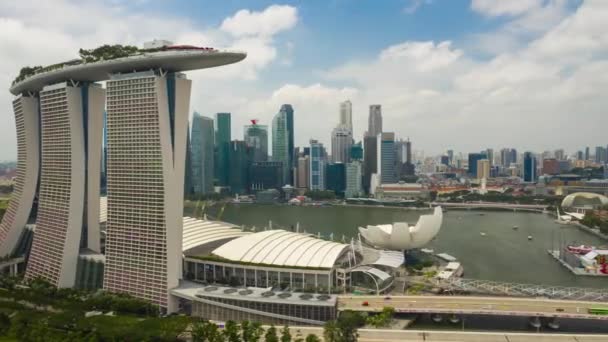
[339,100,353,132]
[103,71,190,311]
[331,125,353,163]
[0,96,39,257]
[367,105,382,137]
[25,82,105,287]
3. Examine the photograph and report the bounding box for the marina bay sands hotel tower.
[0,42,245,310]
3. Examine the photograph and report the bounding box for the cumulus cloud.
[220,5,298,37]
[471,0,545,17]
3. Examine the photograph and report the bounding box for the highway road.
[338,295,608,320]
[288,326,608,342]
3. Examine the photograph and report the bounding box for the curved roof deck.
[10,49,247,95]
[212,230,350,269]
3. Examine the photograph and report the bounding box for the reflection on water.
[192,204,608,288]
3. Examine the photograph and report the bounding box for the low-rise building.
[374,182,430,201]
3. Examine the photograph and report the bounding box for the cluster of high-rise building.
[184,100,415,199]
[432,144,607,185]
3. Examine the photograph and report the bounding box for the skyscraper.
[191,112,215,195]
[25,82,104,287]
[184,121,193,196]
[447,150,454,166]
[244,120,268,162]
[585,146,590,161]
[554,149,565,161]
[377,132,397,184]
[326,163,346,196]
[486,148,494,167]
[345,161,363,198]
[331,125,353,163]
[339,100,353,132]
[362,135,377,193]
[523,152,537,182]
[468,152,487,177]
[595,146,607,164]
[476,159,490,180]
[272,108,290,185]
[215,113,231,186]
[103,71,191,311]
[309,140,326,190]
[500,148,514,167]
[367,105,382,137]
[0,96,39,257]
[350,142,363,161]
[228,140,251,194]
[296,156,310,189]
[249,161,283,191]
[280,104,295,177]
[576,150,584,161]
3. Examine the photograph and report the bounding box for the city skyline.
[1,0,607,160]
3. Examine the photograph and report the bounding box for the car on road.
[384,296,391,300]
[362,301,369,306]
[556,308,564,312]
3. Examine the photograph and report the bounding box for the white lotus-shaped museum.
[358,206,443,250]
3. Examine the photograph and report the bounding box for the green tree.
[305,334,321,342]
[336,310,365,342]
[223,320,241,342]
[265,325,279,342]
[366,307,395,328]
[192,320,224,342]
[241,321,263,342]
[323,320,340,342]
[0,312,10,335]
[158,316,190,341]
[280,325,292,342]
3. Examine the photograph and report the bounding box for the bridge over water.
[432,202,548,212]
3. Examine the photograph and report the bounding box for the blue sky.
[0,0,605,160]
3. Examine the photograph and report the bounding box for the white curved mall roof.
[561,192,608,209]
[212,230,349,269]
[358,206,443,250]
[182,216,250,253]
[10,49,246,95]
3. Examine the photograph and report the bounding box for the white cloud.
[220,5,298,37]
[403,0,433,14]
[471,0,544,17]
[467,0,574,55]
[379,41,463,72]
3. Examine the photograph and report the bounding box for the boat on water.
[528,235,533,240]
[512,225,519,230]
[567,244,594,255]
[480,232,486,237]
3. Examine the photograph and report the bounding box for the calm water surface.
[196,204,608,288]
